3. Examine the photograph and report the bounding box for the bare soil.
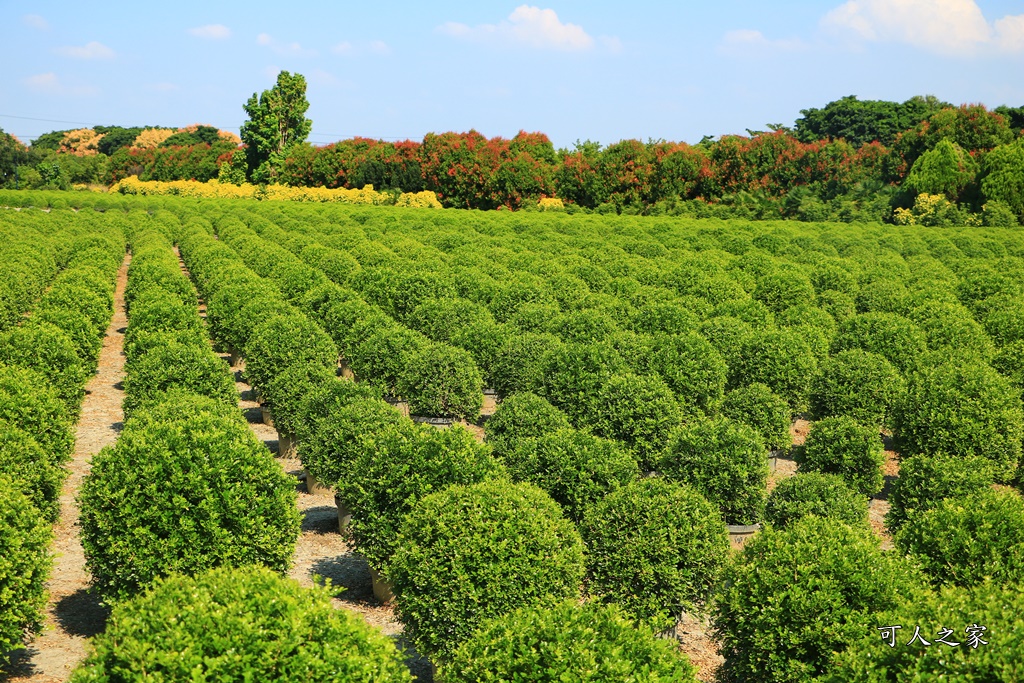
[3,254,129,682]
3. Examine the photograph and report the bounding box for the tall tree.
[240,71,312,183]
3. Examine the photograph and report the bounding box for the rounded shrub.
[992,339,1024,397]
[29,308,101,369]
[296,378,383,442]
[753,271,816,313]
[41,283,112,332]
[712,517,925,683]
[397,342,483,420]
[206,281,279,353]
[78,397,301,601]
[894,488,1024,588]
[0,475,52,656]
[799,416,884,496]
[730,328,817,411]
[984,296,1024,346]
[0,424,66,523]
[0,322,88,411]
[893,361,1024,483]
[0,364,74,462]
[442,599,698,683]
[243,314,338,394]
[817,290,857,323]
[580,478,728,628]
[699,315,753,368]
[121,343,237,419]
[123,287,203,351]
[302,397,410,492]
[389,479,584,662]
[908,300,996,358]
[68,566,412,683]
[504,428,638,522]
[484,392,570,458]
[830,312,927,374]
[885,453,995,532]
[490,332,563,396]
[649,332,728,414]
[826,581,1024,681]
[720,382,792,452]
[656,418,768,524]
[349,323,427,395]
[763,472,869,530]
[263,363,335,439]
[810,349,904,426]
[589,373,682,465]
[347,424,501,570]
[539,341,626,424]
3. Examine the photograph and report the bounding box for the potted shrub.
[0,474,52,657]
[656,418,768,525]
[0,322,88,412]
[503,428,638,522]
[580,478,728,630]
[263,363,336,460]
[0,365,74,464]
[67,566,412,682]
[763,472,869,530]
[483,392,571,459]
[396,342,484,421]
[121,343,237,420]
[648,332,728,415]
[885,453,995,532]
[539,341,626,424]
[589,373,683,466]
[830,311,928,374]
[729,328,817,412]
[442,599,699,683]
[798,415,885,497]
[712,516,925,683]
[0,426,66,523]
[809,349,904,427]
[242,313,338,396]
[388,479,584,662]
[489,332,563,397]
[720,382,792,453]
[78,395,301,602]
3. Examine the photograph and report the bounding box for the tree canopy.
[794,95,949,147]
[240,71,312,184]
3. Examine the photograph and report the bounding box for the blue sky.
[2,1,1023,149]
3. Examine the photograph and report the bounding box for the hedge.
[79,395,301,601]
[0,475,52,657]
[763,472,869,530]
[68,566,412,683]
[580,478,729,629]
[389,479,584,661]
[799,416,885,497]
[442,600,698,683]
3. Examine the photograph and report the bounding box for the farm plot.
[2,191,1024,681]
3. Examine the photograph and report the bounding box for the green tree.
[1,128,31,187]
[980,138,1024,222]
[903,138,979,202]
[794,95,947,147]
[240,71,312,184]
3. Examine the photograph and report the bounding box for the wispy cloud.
[331,40,392,57]
[23,72,97,96]
[439,5,617,53]
[23,14,48,31]
[719,29,805,54]
[822,0,1024,55]
[256,33,316,57]
[188,24,231,40]
[55,41,115,60]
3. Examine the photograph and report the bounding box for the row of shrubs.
[0,208,123,659]
[78,215,301,603]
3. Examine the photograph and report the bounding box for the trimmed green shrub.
[295,378,382,442]
[397,342,483,420]
[893,361,1024,483]
[449,318,510,385]
[580,478,728,628]
[885,453,995,532]
[817,290,857,323]
[122,329,208,371]
[442,599,698,683]
[699,315,753,368]
[830,312,928,374]
[753,272,816,313]
[121,343,237,419]
[504,428,638,522]
[68,566,412,683]
[122,287,203,353]
[656,418,768,524]
[799,416,884,496]
[389,479,584,661]
[206,281,280,353]
[29,308,101,369]
[712,517,925,683]
[0,424,66,523]
[540,341,626,424]
[0,323,88,411]
[589,373,682,464]
[855,278,908,315]
[908,300,995,359]
[0,364,74,461]
[649,332,728,414]
[984,296,1024,347]
[243,313,337,394]
[41,283,113,332]
[484,392,571,458]
[263,363,335,439]
[720,382,791,452]
[826,581,1024,681]
[78,397,301,601]
[0,474,52,657]
[894,488,1024,588]
[347,424,500,570]
[730,328,817,411]
[630,300,700,336]
[302,397,409,491]
[810,349,904,426]
[763,472,868,530]
[992,338,1024,397]
[349,323,427,395]
[490,332,563,396]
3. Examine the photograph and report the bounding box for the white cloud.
[188,24,231,40]
[256,33,315,56]
[23,14,48,30]
[332,41,354,55]
[822,0,1024,54]
[369,40,391,55]
[55,41,115,60]
[23,72,97,96]
[439,5,616,52]
[720,29,805,52]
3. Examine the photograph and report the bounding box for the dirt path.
[4,254,129,682]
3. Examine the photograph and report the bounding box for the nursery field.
[2,189,1024,682]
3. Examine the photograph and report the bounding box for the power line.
[0,113,98,126]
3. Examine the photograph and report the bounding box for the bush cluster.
[764,472,869,530]
[799,415,885,496]
[885,453,995,532]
